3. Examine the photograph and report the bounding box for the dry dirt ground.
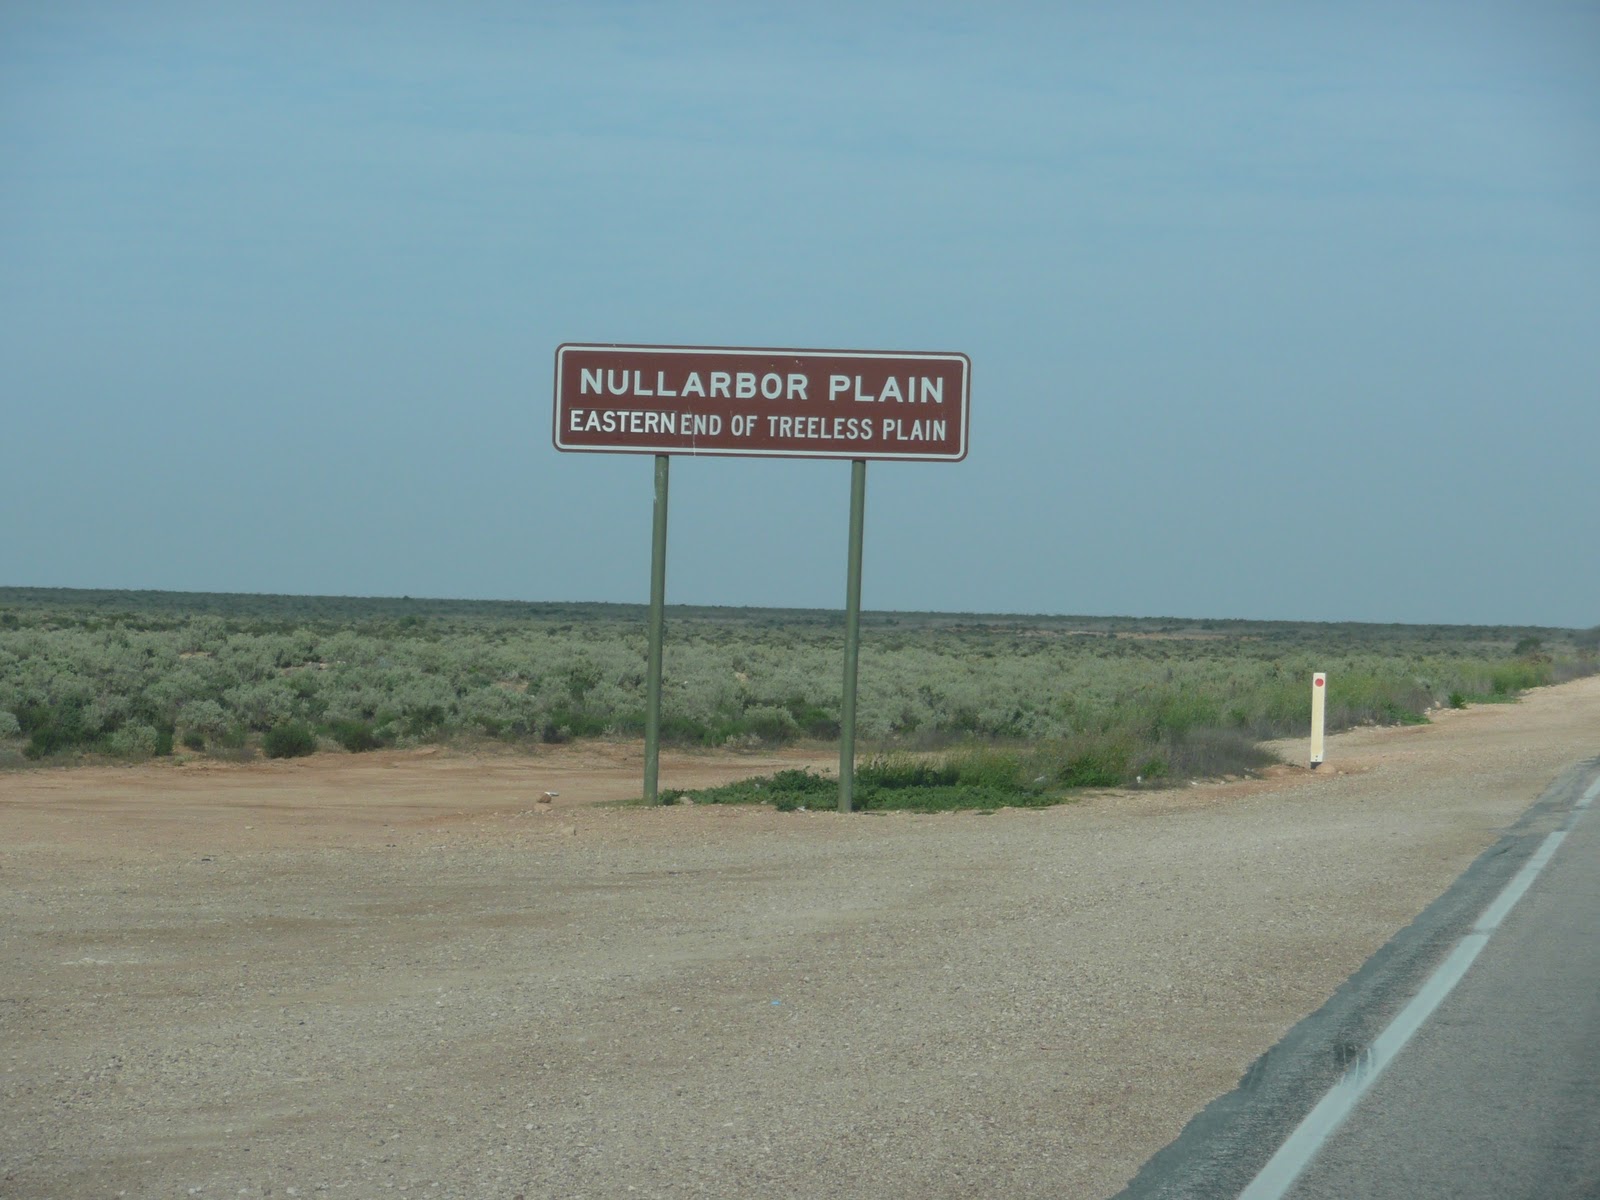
[4,678,1599,1200]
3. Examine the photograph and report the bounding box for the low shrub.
[1151,728,1279,780]
[108,723,161,758]
[1379,701,1430,725]
[662,767,838,810]
[18,698,98,759]
[1490,660,1548,695]
[742,704,800,743]
[949,747,1027,789]
[1053,737,1131,788]
[326,718,385,752]
[540,708,608,744]
[858,754,959,789]
[216,724,250,749]
[263,721,317,759]
[784,696,840,739]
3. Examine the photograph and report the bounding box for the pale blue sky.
[3,2,1597,625]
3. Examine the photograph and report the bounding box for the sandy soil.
[3,679,1598,1199]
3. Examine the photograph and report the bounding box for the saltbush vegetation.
[262,721,318,760]
[0,589,1594,791]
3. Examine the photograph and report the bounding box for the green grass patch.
[661,767,837,811]
[662,749,1064,813]
[663,728,1284,813]
[1449,691,1521,706]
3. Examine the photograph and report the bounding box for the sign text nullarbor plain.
[577,367,948,406]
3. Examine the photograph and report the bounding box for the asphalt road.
[1116,759,1600,1200]
[1281,769,1600,1200]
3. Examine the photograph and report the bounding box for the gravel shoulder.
[4,677,1598,1199]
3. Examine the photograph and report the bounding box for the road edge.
[1109,754,1600,1200]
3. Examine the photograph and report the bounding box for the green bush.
[326,718,385,752]
[1145,687,1221,739]
[1490,660,1548,695]
[540,708,608,743]
[784,696,840,738]
[20,698,97,759]
[177,698,230,740]
[216,724,249,749]
[858,753,958,789]
[1379,701,1429,725]
[1155,728,1278,779]
[263,721,317,759]
[662,767,838,810]
[1054,737,1131,788]
[1136,756,1168,781]
[950,747,1025,789]
[742,704,800,743]
[109,723,161,758]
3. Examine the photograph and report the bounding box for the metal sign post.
[838,459,867,812]
[643,455,670,804]
[553,344,970,812]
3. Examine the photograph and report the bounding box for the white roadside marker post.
[1310,672,1326,769]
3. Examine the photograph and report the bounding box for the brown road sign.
[554,344,970,461]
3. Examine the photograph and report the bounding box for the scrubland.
[1,587,1594,794]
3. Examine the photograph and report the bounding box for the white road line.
[1235,774,1597,1200]
[1466,830,1564,936]
[1578,775,1599,810]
